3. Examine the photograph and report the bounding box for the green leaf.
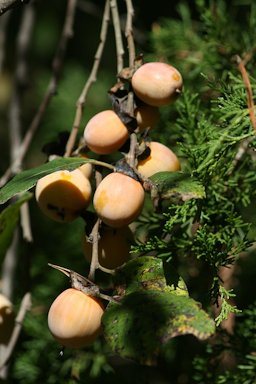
[103,290,215,365]
[0,192,32,261]
[0,157,91,205]
[104,256,214,364]
[114,256,188,296]
[150,171,205,202]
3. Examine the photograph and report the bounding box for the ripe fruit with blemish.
[93,172,145,228]
[35,169,92,222]
[131,62,183,107]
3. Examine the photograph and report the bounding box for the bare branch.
[0,292,32,373]
[64,0,110,157]
[124,0,137,168]
[110,0,124,73]
[78,0,147,45]
[0,0,77,187]
[236,54,256,131]
[228,55,256,174]
[87,217,101,281]
[1,0,34,316]
[0,7,34,378]
[0,0,30,16]
[9,2,34,143]
[125,0,135,68]
[0,11,10,71]
[213,265,236,334]
[87,168,103,281]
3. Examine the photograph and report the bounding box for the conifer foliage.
[0,0,256,383]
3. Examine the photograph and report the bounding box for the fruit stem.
[48,263,100,296]
[48,263,119,303]
[98,265,116,275]
[85,158,115,171]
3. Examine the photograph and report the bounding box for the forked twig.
[64,0,110,157]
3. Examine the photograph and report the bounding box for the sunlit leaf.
[150,171,205,202]
[114,256,188,296]
[103,290,215,365]
[0,158,91,204]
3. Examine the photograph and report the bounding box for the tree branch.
[228,55,256,174]
[0,11,10,71]
[110,0,124,74]
[0,0,77,187]
[0,0,30,16]
[125,0,137,168]
[125,0,135,69]
[0,292,32,373]
[236,55,256,131]
[64,0,110,157]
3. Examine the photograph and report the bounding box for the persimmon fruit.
[78,155,93,179]
[137,141,180,178]
[131,62,183,107]
[83,110,129,155]
[93,172,145,228]
[48,288,104,348]
[35,169,92,222]
[134,103,160,132]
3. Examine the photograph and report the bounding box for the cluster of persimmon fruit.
[35,61,183,349]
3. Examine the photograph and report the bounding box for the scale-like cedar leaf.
[0,158,91,204]
[150,171,205,202]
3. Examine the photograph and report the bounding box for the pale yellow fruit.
[78,163,93,179]
[93,172,145,228]
[48,288,104,348]
[131,62,183,107]
[83,110,129,155]
[35,169,92,222]
[134,104,160,131]
[78,155,93,179]
[137,141,180,178]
